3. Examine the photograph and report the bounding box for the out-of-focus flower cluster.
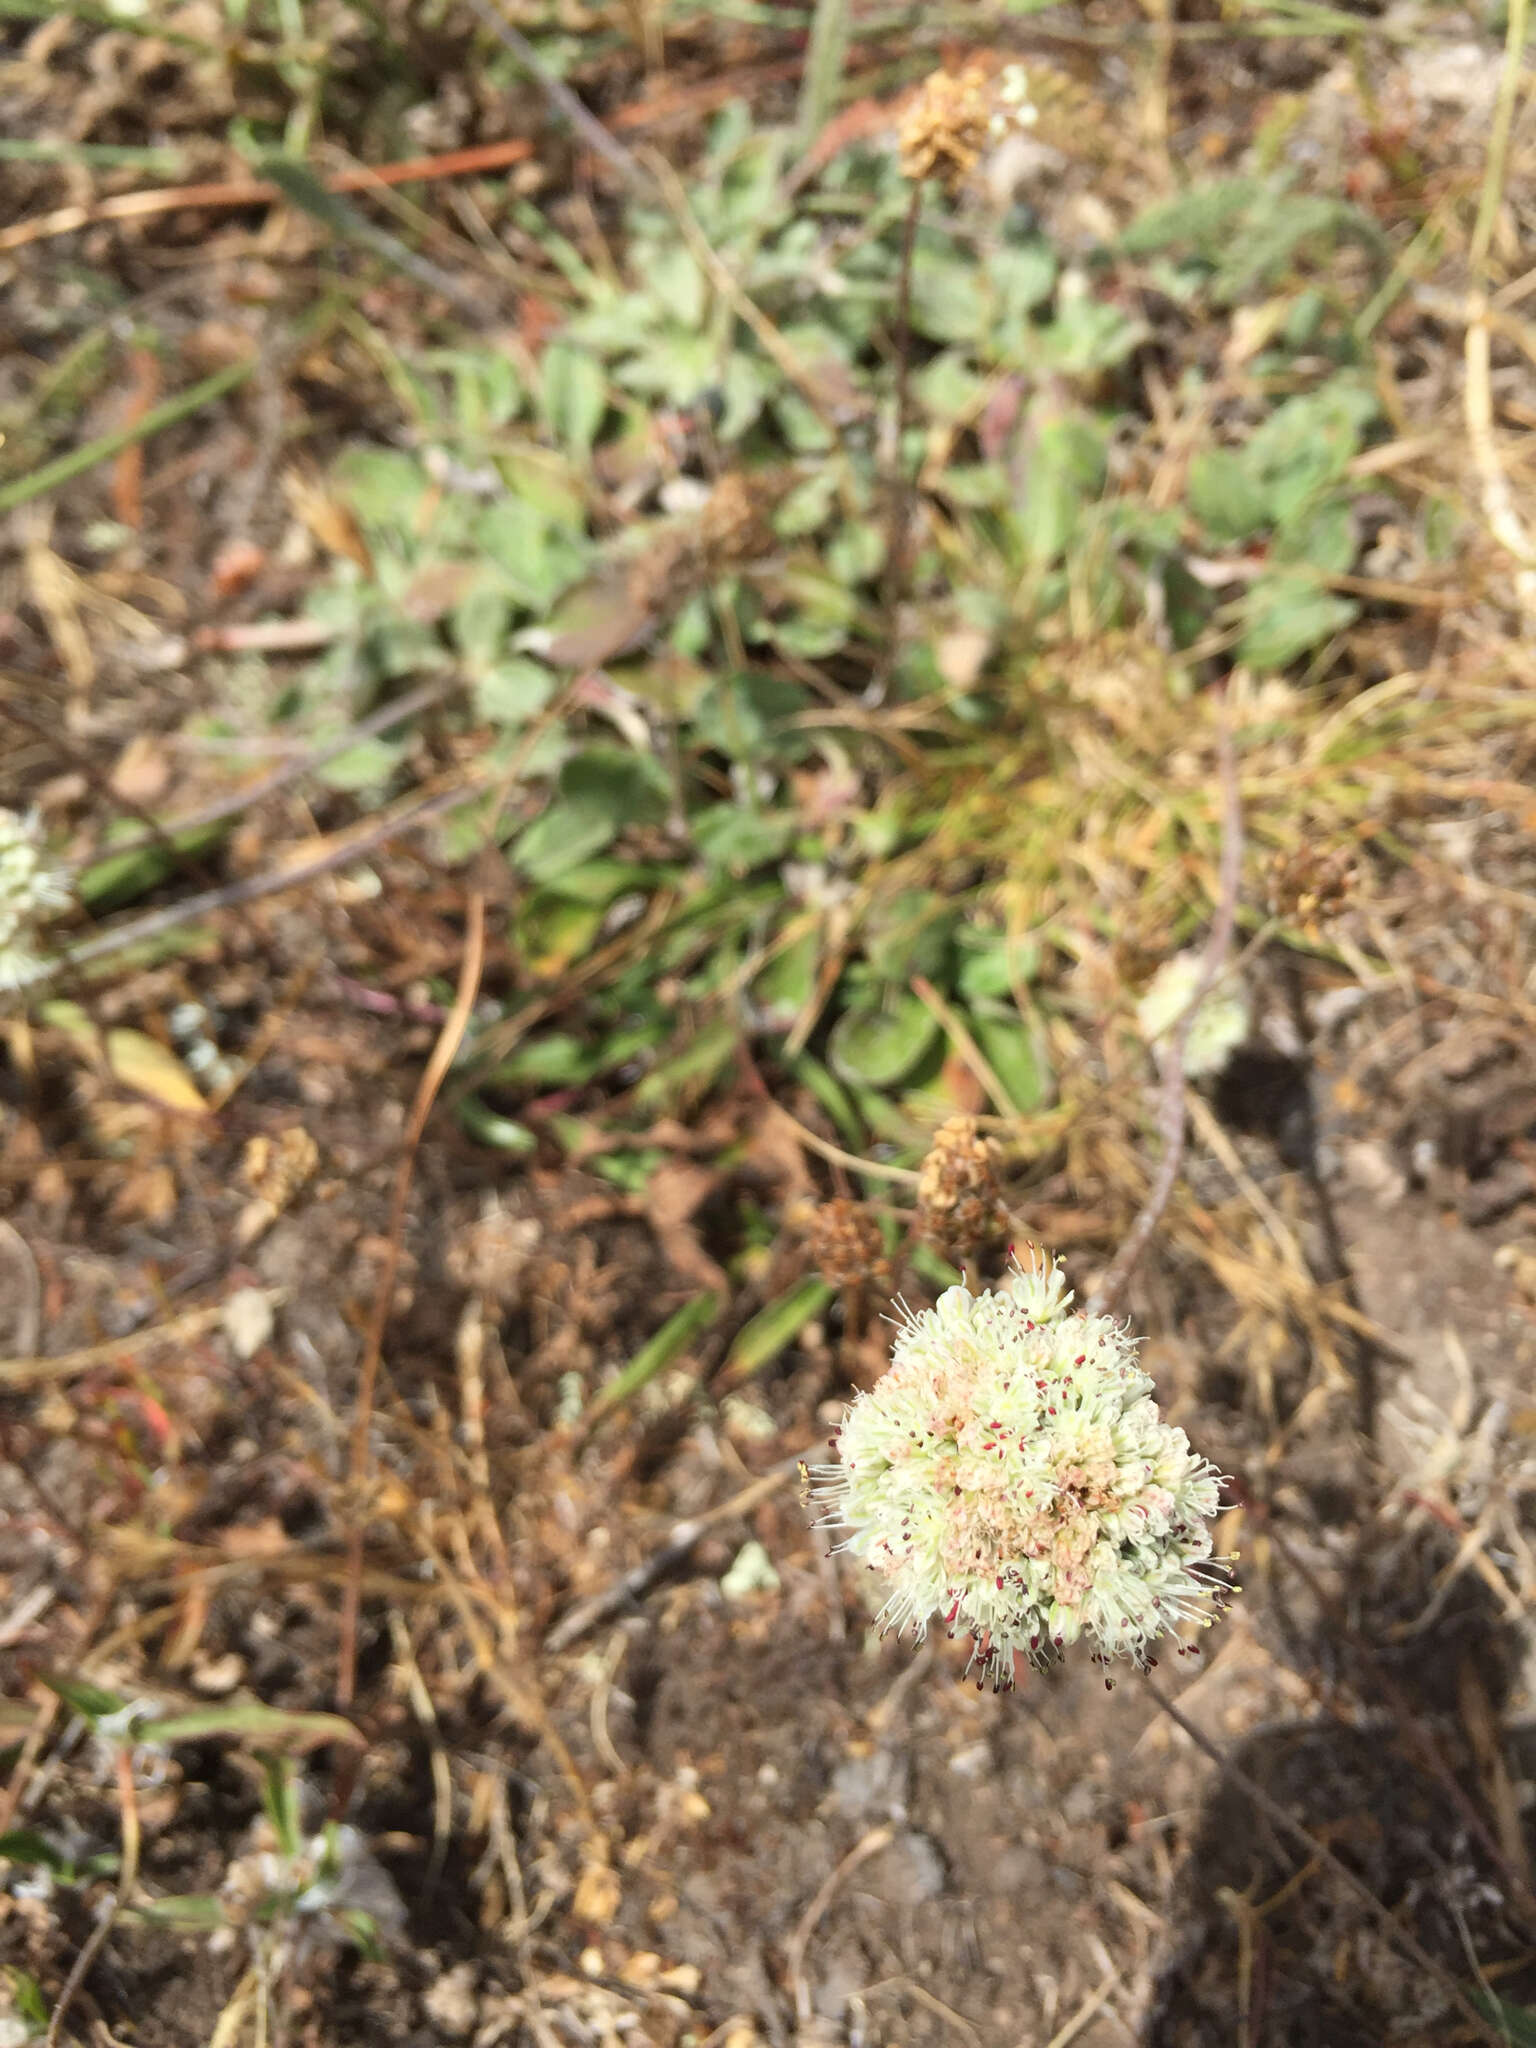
[807,1249,1230,1690]
[1136,950,1249,1080]
[0,808,70,993]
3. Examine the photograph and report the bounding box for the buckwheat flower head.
[0,808,70,993]
[807,1248,1230,1691]
[1136,949,1249,1080]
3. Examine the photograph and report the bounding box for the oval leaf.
[828,997,941,1089]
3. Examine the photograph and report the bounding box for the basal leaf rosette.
[808,1248,1231,1691]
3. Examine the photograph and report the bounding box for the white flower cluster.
[807,1249,1230,1691]
[0,808,70,993]
[989,63,1040,139]
[1136,949,1249,1079]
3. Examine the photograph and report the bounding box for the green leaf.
[967,1005,1049,1112]
[774,469,840,539]
[1238,571,1357,669]
[694,672,810,762]
[752,927,818,1027]
[908,246,989,344]
[828,996,941,1088]
[826,519,885,585]
[75,843,175,912]
[632,1014,738,1111]
[1018,415,1107,568]
[1273,496,1356,574]
[1473,1992,1536,2046]
[540,340,608,455]
[1187,447,1272,543]
[692,805,796,875]
[587,1293,722,1422]
[513,800,616,883]
[260,1756,304,1857]
[135,1893,228,1929]
[955,931,1040,1003]
[332,447,428,534]
[455,1098,537,1154]
[516,891,606,975]
[316,735,406,793]
[1036,298,1146,374]
[721,1277,835,1383]
[0,1829,70,1875]
[474,656,556,726]
[559,745,670,824]
[1120,178,1265,258]
[152,1701,364,1751]
[39,1672,127,1724]
[993,240,1058,317]
[8,1967,48,2027]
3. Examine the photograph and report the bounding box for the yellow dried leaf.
[105,1029,207,1114]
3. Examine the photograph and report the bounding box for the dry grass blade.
[1088,715,1243,1318]
[336,892,486,1709]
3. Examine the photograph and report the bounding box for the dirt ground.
[5,4,1536,2046]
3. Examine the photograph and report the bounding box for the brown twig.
[0,138,536,255]
[1144,1676,1506,2046]
[62,673,460,877]
[544,1463,796,1654]
[35,779,474,980]
[1088,714,1243,1317]
[336,893,486,1709]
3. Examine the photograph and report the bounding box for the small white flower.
[989,64,1040,137]
[0,809,70,993]
[806,1249,1231,1691]
[1136,950,1249,1079]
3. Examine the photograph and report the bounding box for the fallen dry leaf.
[105,1028,208,1115]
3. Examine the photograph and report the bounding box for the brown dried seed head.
[1266,844,1358,927]
[805,1198,892,1292]
[917,1114,1008,1259]
[241,1125,320,1213]
[897,64,995,194]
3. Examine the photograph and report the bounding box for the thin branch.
[1144,1676,1506,2047]
[544,1463,796,1654]
[461,0,653,196]
[1088,715,1243,1317]
[336,893,486,1709]
[62,673,460,876]
[33,779,473,981]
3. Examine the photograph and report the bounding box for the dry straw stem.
[336,892,486,1710]
[0,137,538,254]
[1464,0,1536,620]
[1088,714,1243,1318]
[544,1461,797,1653]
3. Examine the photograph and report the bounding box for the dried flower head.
[916,1114,1008,1260]
[807,1248,1230,1690]
[897,62,1038,196]
[806,1197,893,1293]
[0,808,70,992]
[242,1126,321,1213]
[1266,844,1358,930]
[1136,951,1249,1080]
